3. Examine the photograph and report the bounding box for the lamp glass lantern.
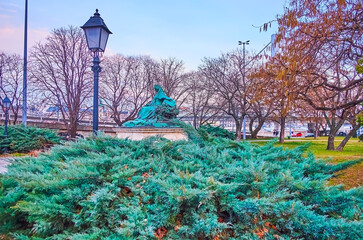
[2,97,11,110]
[81,9,112,54]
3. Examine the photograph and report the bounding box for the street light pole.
[238,40,249,140]
[81,9,112,135]
[92,55,101,133]
[2,97,11,139]
[4,108,8,138]
[22,0,28,126]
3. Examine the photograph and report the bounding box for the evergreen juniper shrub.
[0,125,60,154]
[198,124,235,140]
[0,127,362,239]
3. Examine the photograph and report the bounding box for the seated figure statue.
[122,85,179,127]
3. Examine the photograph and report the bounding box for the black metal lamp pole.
[2,97,11,139]
[22,0,28,126]
[92,55,101,133]
[81,9,112,135]
[4,108,8,138]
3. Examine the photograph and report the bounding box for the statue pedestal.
[113,127,188,141]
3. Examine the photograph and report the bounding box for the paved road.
[0,157,13,174]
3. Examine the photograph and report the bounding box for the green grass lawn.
[275,136,363,162]
[250,136,363,189]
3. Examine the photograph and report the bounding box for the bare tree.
[336,107,362,151]
[99,55,156,126]
[0,52,23,124]
[302,57,363,150]
[182,71,220,128]
[242,55,277,139]
[275,0,363,150]
[155,57,188,107]
[247,77,277,139]
[30,26,92,138]
[200,50,255,140]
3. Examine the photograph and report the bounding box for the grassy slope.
[252,136,363,189]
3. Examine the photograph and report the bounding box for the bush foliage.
[198,124,235,140]
[0,128,362,239]
[0,125,60,154]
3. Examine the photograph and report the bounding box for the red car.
[291,132,302,137]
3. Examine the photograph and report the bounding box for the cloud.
[0,2,20,15]
[0,14,11,19]
[0,27,49,55]
[2,2,21,8]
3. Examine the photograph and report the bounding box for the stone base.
[113,127,188,141]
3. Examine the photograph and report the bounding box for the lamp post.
[22,0,28,126]
[238,40,249,140]
[81,9,112,134]
[2,97,11,139]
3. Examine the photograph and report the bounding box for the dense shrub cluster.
[0,129,362,239]
[198,124,235,140]
[0,125,60,154]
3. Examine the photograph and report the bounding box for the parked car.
[337,132,347,136]
[305,133,314,137]
[291,132,302,137]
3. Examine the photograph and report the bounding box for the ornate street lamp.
[81,9,112,134]
[2,97,11,139]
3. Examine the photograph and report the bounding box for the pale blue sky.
[0,0,287,70]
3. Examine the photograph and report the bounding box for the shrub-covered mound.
[0,125,60,154]
[0,134,362,239]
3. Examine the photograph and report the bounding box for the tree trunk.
[112,108,123,126]
[12,109,18,125]
[113,116,122,126]
[326,133,335,150]
[68,116,78,140]
[279,117,286,143]
[335,124,360,151]
[314,120,318,140]
[193,114,198,129]
[249,117,255,138]
[326,123,343,150]
[235,120,242,141]
[323,111,345,150]
[113,111,132,126]
[250,118,265,139]
[12,114,18,125]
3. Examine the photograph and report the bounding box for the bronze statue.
[122,85,179,127]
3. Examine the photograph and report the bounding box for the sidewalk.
[0,157,13,174]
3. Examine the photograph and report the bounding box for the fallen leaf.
[265,221,277,230]
[154,227,167,239]
[142,172,149,178]
[29,150,40,157]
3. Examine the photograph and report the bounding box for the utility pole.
[238,40,249,140]
[22,0,28,126]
